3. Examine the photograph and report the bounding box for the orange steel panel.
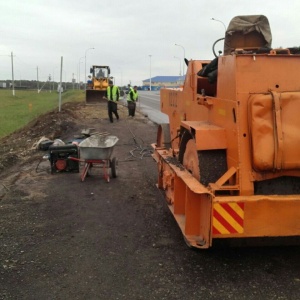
[213,196,300,238]
[196,127,226,150]
[217,55,300,99]
[173,176,186,215]
[154,147,213,248]
[160,61,209,150]
[184,188,202,236]
[244,200,300,237]
[170,178,212,248]
[181,121,227,150]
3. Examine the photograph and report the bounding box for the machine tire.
[197,149,227,186]
[182,139,201,181]
[179,129,227,186]
[110,157,118,178]
[156,123,171,149]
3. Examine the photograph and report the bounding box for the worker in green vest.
[106,80,120,123]
[127,85,138,117]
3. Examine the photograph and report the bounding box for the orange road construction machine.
[152,15,300,249]
[86,65,110,104]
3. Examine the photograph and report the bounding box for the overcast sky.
[0,0,299,86]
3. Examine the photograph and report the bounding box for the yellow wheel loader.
[86,65,110,104]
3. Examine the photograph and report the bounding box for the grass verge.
[0,89,85,139]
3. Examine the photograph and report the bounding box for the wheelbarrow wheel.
[110,157,118,178]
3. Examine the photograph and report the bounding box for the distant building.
[142,76,185,91]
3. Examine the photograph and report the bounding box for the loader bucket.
[85,90,107,104]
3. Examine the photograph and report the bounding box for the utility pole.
[11,52,15,96]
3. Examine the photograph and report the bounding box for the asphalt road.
[135,91,169,124]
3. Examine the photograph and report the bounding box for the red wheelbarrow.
[70,135,119,182]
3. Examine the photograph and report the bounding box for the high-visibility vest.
[127,87,138,102]
[107,85,119,102]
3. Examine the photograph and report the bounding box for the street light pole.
[174,56,181,76]
[149,55,152,91]
[11,52,15,96]
[175,43,186,75]
[211,18,226,32]
[84,47,95,90]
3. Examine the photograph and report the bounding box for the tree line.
[0,79,79,90]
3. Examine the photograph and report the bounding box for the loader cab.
[92,66,110,79]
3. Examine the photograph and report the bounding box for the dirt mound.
[0,102,111,173]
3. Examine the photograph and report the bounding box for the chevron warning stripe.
[213,202,245,235]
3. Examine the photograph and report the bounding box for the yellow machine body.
[86,65,110,104]
[152,15,300,248]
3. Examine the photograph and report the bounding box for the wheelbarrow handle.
[68,156,82,162]
[68,156,107,164]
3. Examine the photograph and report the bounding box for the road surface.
[135,90,169,124]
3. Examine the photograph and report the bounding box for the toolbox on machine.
[48,144,79,174]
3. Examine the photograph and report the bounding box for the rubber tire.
[110,157,118,178]
[179,129,227,186]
